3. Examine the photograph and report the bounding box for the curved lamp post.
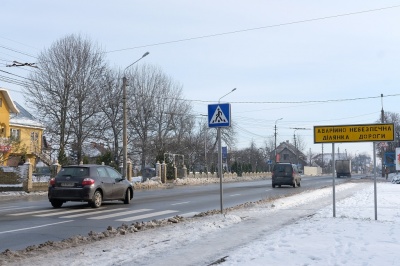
[122,52,149,179]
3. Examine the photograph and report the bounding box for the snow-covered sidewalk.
[1,179,399,266]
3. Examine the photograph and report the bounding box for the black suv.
[271,163,301,188]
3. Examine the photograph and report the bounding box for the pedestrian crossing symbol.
[208,103,231,128]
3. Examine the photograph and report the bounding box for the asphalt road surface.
[0,175,352,251]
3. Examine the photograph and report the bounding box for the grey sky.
[1,0,399,159]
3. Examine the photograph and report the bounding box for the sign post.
[314,123,394,143]
[314,123,395,220]
[208,103,231,213]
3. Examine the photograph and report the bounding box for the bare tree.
[125,64,193,172]
[381,111,400,152]
[262,137,275,160]
[95,69,123,165]
[25,34,108,164]
[209,123,237,155]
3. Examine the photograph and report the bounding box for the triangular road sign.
[208,103,231,128]
[210,105,228,124]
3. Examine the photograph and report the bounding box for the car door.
[96,166,114,200]
[105,167,126,199]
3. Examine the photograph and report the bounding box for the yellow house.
[0,88,47,167]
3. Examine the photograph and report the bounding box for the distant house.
[271,140,307,168]
[312,153,347,166]
[82,142,108,163]
[0,88,48,167]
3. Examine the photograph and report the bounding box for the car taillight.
[49,178,56,186]
[82,178,95,186]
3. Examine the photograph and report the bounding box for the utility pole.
[122,52,149,179]
[274,118,283,163]
[290,127,310,165]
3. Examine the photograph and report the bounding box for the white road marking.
[116,210,179,222]
[171,201,190,206]
[35,208,105,217]
[229,194,241,197]
[0,206,34,212]
[8,209,69,216]
[88,209,153,220]
[0,220,73,235]
[60,208,129,218]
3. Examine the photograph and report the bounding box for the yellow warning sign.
[314,123,395,143]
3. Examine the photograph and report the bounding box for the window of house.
[31,131,39,141]
[10,128,20,140]
[283,154,289,160]
[0,124,4,137]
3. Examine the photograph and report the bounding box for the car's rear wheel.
[90,190,102,208]
[123,189,131,204]
[50,199,63,208]
[272,183,275,188]
[297,180,301,187]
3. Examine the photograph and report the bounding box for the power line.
[106,5,400,53]
[0,69,31,80]
[0,75,29,87]
[169,93,400,104]
[0,36,40,51]
[0,44,37,59]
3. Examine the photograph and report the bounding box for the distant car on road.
[271,163,301,188]
[48,164,133,208]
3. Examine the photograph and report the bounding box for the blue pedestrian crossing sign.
[208,103,231,128]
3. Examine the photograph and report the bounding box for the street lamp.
[274,118,283,163]
[217,88,236,213]
[122,52,149,179]
[219,88,236,103]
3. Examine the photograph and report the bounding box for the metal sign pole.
[332,143,336,218]
[218,127,223,213]
[373,142,377,220]
[208,91,235,215]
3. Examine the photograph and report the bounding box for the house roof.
[83,142,108,157]
[0,88,19,113]
[9,101,45,129]
[276,141,306,158]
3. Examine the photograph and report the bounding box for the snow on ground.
[1,174,400,265]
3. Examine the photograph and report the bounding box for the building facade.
[0,88,48,167]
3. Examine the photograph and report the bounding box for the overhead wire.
[0,44,37,59]
[105,5,400,53]
[0,4,398,140]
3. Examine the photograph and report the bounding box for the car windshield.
[57,167,89,178]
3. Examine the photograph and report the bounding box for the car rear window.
[274,164,292,173]
[58,167,89,177]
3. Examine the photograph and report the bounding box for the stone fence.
[0,159,272,192]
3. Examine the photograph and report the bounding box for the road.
[0,175,351,251]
